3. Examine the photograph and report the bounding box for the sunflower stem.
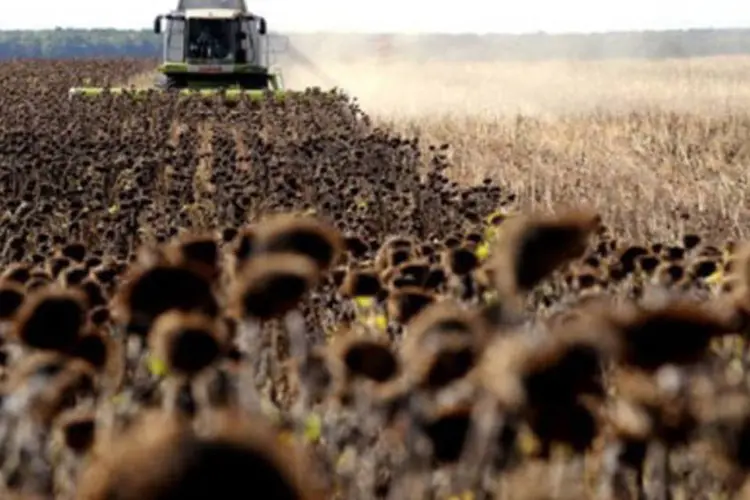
[388,392,431,500]
[238,318,262,377]
[285,309,309,361]
[598,441,630,500]
[453,392,502,495]
[284,309,312,433]
[237,319,264,414]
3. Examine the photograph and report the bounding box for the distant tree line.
[2,27,750,61]
[0,29,159,59]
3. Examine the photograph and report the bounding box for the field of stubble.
[0,54,749,500]
[312,56,750,243]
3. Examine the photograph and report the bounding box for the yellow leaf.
[304,413,322,443]
[147,355,168,377]
[354,296,374,309]
[475,242,490,260]
[366,313,387,332]
[108,204,119,214]
[704,269,724,285]
[517,425,540,456]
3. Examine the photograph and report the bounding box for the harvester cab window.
[187,19,232,61]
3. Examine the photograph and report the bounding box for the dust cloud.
[123,32,750,119]
[281,55,750,119]
[277,34,750,119]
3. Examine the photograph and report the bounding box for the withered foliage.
[0,59,746,500]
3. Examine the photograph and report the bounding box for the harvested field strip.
[386,112,750,242]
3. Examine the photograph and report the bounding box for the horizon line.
[2,25,750,36]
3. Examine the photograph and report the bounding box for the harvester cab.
[153,0,283,91]
[69,0,285,99]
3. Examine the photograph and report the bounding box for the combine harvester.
[69,0,329,100]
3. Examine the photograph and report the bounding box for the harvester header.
[69,0,287,99]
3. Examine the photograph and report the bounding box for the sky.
[0,0,748,33]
